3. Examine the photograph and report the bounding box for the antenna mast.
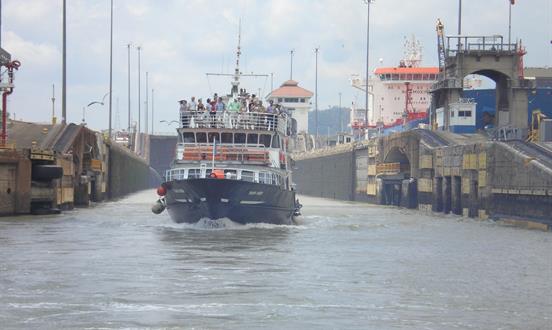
[230,19,242,99]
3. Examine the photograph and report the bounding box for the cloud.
[1,0,550,131]
[3,31,60,69]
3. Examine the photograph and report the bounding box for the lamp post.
[127,43,131,147]
[508,0,513,45]
[315,47,319,142]
[145,71,149,135]
[136,46,142,134]
[363,0,373,140]
[151,88,155,134]
[338,92,342,133]
[290,49,294,80]
[108,0,113,139]
[51,84,56,124]
[458,0,462,35]
[62,0,66,124]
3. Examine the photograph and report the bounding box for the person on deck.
[228,98,240,128]
[179,100,189,128]
[207,98,217,128]
[267,100,275,130]
[215,97,227,128]
[197,98,206,127]
[189,96,197,112]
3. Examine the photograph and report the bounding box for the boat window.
[260,134,271,148]
[196,132,207,143]
[413,74,421,80]
[205,169,212,178]
[221,132,233,144]
[188,169,201,179]
[247,133,258,145]
[259,172,270,184]
[240,170,254,182]
[271,136,280,148]
[224,169,237,179]
[235,133,246,144]
[182,133,195,143]
[208,132,220,143]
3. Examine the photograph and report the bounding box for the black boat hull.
[163,179,296,225]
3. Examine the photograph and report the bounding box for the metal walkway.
[507,140,552,169]
[413,129,450,148]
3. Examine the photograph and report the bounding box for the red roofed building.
[267,80,313,133]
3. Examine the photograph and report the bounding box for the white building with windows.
[267,80,313,133]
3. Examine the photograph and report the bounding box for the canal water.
[1,191,551,329]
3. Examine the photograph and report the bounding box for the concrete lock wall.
[108,143,155,199]
[148,135,177,180]
[486,143,552,221]
[0,150,31,215]
[292,130,552,228]
[294,150,354,200]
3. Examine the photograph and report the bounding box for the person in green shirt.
[227,98,240,128]
[228,98,240,112]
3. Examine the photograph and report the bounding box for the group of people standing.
[178,93,287,130]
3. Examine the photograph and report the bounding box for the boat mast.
[230,20,241,99]
[205,20,268,98]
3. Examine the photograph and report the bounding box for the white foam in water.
[157,217,305,231]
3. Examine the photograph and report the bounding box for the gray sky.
[3,0,552,132]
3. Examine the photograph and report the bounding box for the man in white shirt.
[189,96,197,112]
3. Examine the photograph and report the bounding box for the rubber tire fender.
[32,165,63,181]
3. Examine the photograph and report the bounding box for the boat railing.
[179,142,272,164]
[165,166,285,186]
[179,111,288,135]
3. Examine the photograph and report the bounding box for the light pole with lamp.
[137,45,142,135]
[108,0,113,138]
[363,0,374,140]
[314,47,319,142]
[338,92,342,133]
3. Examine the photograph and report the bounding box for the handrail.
[179,111,288,135]
[179,142,270,164]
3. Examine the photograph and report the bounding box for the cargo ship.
[350,36,438,137]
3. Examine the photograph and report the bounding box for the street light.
[108,0,113,138]
[314,47,319,143]
[363,0,374,140]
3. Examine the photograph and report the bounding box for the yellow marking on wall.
[478,152,487,169]
[463,153,477,170]
[366,183,376,196]
[419,155,433,169]
[462,177,471,194]
[367,164,376,176]
[417,178,433,193]
[478,210,489,220]
[478,170,486,187]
